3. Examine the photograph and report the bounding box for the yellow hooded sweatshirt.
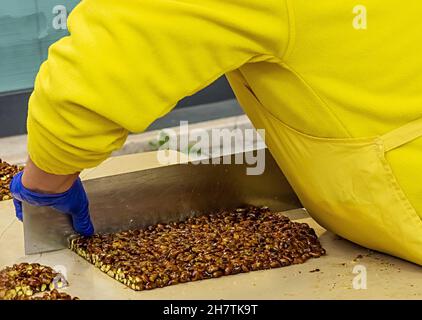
[27,0,422,264]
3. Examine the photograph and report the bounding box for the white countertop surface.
[1,152,420,300]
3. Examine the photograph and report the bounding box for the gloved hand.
[10,171,94,237]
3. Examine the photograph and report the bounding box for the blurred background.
[0,0,244,138]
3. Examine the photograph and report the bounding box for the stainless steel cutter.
[23,149,302,254]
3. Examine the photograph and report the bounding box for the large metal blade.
[23,149,302,254]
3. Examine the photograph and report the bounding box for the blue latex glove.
[10,171,94,237]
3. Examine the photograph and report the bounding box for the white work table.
[0,152,420,300]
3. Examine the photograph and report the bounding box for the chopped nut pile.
[0,263,78,300]
[70,206,326,291]
[18,289,79,301]
[0,159,23,201]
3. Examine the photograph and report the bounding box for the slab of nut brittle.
[17,289,79,300]
[0,159,23,201]
[0,263,77,300]
[70,206,326,291]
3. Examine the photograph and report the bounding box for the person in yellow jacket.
[9,0,422,265]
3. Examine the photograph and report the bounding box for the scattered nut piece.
[0,159,23,201]
[353,254,364,262]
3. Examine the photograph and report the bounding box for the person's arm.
[27,0,287,176]
[21,158,78,194]
[12,0,288,235]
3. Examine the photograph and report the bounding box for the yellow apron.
[229,75,422,266]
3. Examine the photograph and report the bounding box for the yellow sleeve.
[28,0,287,174]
